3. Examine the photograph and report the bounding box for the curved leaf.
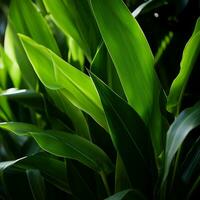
[0,88,44,110]
[19,35,107,130]
[9,0,60,55]
[90,0,162,154]
[0,46,21,88]
[0,122,113,175]
[163,102,200,183]
[167,18,200,114]
[43,0,101,60]
[91,74,157,195]
[0,153,70,193]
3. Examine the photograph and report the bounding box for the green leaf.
[5,0,61,89]
[104,189,146,200]
[163,102,200,183]
[0,47,8,89]
[181,136,200,184]
[0,153,70,193]
[0,88,45,110]
[47,89,91,140]
[91,43,125,99]
[43,0,101,60]
[4,22,37,89]
[67,37,85,70]
[9,0,60,55]
[0,46,21,88]
[167,18,200,114]
[91,74,157,195]
[90,0,162,154]
[26,169,46,200]
[0,89,14,121]
[115,154,131,192]
[0,122,114,175]
[19,35,107,130]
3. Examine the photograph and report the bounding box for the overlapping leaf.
[19,35,107,129]
[0,153,69,193]
[0,122,113,175]
[90,0,162,154]
[43,0,101,60]
[163,102,200,183]
[167,18,200,114]
[91,74,157,195]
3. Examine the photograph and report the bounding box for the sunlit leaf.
[43,0,101,60]
[90,0,162,154]
[167,18,200,114]
[19,35,107,130]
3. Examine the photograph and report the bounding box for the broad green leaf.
[26,169,46,200]
[19,35,107,130]
[43,0,101,60]
[0,122,113,175]
[104,189,146,200]
[163,102,200,183]
[91,74,157,195]
[0,153,70,193]
[90,0,162,154]
[167,18,200,114]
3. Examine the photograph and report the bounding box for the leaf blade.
[0,122,113,175]
[91,74,157,195]
[90,0,162,154]
[163,102,200,183]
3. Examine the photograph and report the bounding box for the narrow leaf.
[167,18,200,114]
[163,102,200,183]
[26,169,46,200]
[43,0,101,60]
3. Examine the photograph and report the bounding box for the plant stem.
[100,171,111,196]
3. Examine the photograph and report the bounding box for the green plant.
[0,0,199,199]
